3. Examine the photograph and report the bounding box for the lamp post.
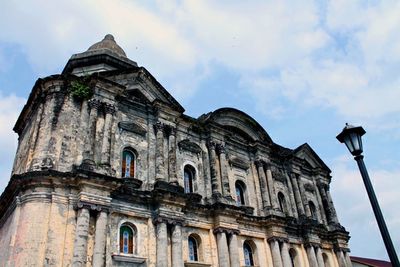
[337,123,399,266]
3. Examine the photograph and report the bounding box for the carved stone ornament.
[271,167,287,183]
[229,157,249,170]
[118,121,147,136]
[178,139,202,154]
[303,182,315,192]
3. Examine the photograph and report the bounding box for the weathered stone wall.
[3,42,351,267]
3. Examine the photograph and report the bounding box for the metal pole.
[355,155,399,267]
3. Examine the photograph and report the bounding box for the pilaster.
[72,207,90,267]
[101,103,116,165]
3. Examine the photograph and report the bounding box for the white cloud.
[0,93,25,193]
[331,155,400,258]
[2,0,398,127]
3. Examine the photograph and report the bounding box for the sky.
[0,0,399,260]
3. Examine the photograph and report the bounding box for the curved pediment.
[200,108,272,143]
[178,139,202,154]
[118,121,147,136]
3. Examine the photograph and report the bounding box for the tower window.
[243,242,254,266]
[235,181,246,206]
[184,165,195,193]
[122,149,135,178]
[278,192,287,213]
[309,201,318,220]
[188,236,198,261]
[119,223,135,254]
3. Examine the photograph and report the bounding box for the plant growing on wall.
[70,77,93,100]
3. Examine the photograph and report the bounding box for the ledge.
[184,261,212,267]
[112,253,147,263]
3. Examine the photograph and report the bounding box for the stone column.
[217,144,231,197]
[30,94,56,170]
[155,122,165,181]
[201,140,212,198]
[72,207,90,267]
[315,246,325,267]
[281,241,292,267]
[171,224,184,267]
[208,141,221,195]
[290,173,305,216]
[228,233,240,267]
[285,173,298,218]
[255,160,271,209]
[265,165,278,210]
[215,229,230,267]
[317,184,331,222]
[306,245,319,267]
[269,238,283,267]
[314,180,327,224]
[156,221,168,267]
[84,99,100,161]
[92,211,108,267]
[325,186,339,224]
[101,104,115,164]
[298,175,312,217]
[344,251,352,267]
[336,250,347,267]
[168,127,178,184]
[76,100,89,165]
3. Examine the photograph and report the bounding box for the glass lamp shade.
[336,124,366,156]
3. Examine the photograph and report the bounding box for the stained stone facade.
[0,35,352,267]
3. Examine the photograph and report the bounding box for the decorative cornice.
[104,103,116,114]
[304,242,321,249]
[207,140,217,150]
[216,144,225,154]
[333,246,351,253]
[88,98,101,109]
[153,216,184,226]
[267,236,289,243]
[76,201,110,212]
[154,121,165,132]
[254,160,263,168]
[213,227,240,235]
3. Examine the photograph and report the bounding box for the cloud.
[2,0,398,126]
[0,1,196,80]
[330,155,400,258]
[0,92,25,192]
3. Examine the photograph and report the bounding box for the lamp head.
[336,123,366,156]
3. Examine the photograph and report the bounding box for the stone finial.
[87,34,127,57]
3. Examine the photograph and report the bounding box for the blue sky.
[0,0,399,260]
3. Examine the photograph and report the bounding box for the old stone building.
[0,35,352,267]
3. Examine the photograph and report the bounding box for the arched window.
[243,242,254,266]
[309,201,318,220]
[119,223,135,254]
[289,248,298,267]
[188,236,198,261]
[278,192,287,213]
[184,165,195,193]
[122,149,135,178]
[235,181,246,206]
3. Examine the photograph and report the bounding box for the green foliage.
[70,80,93,100]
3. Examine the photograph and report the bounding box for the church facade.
[0,35,352,267]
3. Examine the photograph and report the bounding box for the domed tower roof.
[87,34,127,57]
[62,34,137,75]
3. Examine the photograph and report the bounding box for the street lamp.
[337,123,399,266]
